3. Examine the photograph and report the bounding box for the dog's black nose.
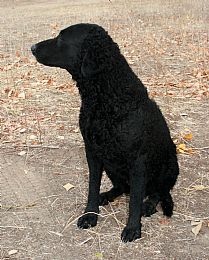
[31,44,37,55]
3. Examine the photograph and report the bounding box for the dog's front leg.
[77,148,103,229]
[121,154,146,242]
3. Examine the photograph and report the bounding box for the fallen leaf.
[196,71,202,78]
[8,89,15,98]
[177,143,186,153]
[192,185,209,191]
[178,143,186,149]
[180,113,188,116]
[8,249,18,255]
[19,128,27,133]
[16,51,20,57]
[47,78,53,85]
[18,151,26,156]
[50,23,58,29]
[173,138,178,144]
[73,127,79,133]
[186,148,194,154]
[58,125,65,130]
[31,140,41,145]
[191,221,203,237]
[4,87,11,94]
[183,133,193,141]
[20,57,29,63]
[95,252,103,259]
[57,135,65,140]
[176,143,194,154]
[63,183,74,191]
[29,134,37,140]
[18,92,26,99]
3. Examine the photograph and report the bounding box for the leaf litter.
[0,3,209,259]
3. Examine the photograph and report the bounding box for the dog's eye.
[57,36,65,47]
[58,34,64,41]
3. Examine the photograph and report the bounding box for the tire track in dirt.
[0,150,93,260]
[0,154,65,259]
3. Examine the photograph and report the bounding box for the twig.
[1,202,37,210]
[174,211,209,221]
[0,145,60,149]
[0,225,31,229]
[20,144,60,149]
[192,146,209,150]
[61,211,121,233]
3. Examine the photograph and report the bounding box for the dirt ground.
[0,0,209,259]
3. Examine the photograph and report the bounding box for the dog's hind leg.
[142,192,174,217]
[160,192,174,217]
[99,170,130,206]
[99,184,129,206]
[159,156,179,217]
[142,193,160,217]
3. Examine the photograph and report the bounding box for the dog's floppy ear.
[81,28,115,78]
[81,48,106,78]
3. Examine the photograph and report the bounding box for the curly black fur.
[31,23,179,242]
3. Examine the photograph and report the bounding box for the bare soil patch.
[0,1,209,259]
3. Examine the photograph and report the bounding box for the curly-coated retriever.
[31,23,179,242]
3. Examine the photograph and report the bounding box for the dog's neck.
[75,63,148,110]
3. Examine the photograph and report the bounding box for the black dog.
[31,23,179,242]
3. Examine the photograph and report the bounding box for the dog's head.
[31,23,118,79]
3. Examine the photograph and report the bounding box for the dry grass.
[0,0,209,259]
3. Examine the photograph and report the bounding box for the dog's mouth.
[31,44,59,68]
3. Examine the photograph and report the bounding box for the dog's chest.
[80,111,116,147]
[79,103,142,159]
[80,104,123,151]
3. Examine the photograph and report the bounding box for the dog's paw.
[121,225,141,243]
[77,213,98,229]
[99,192,112,206]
